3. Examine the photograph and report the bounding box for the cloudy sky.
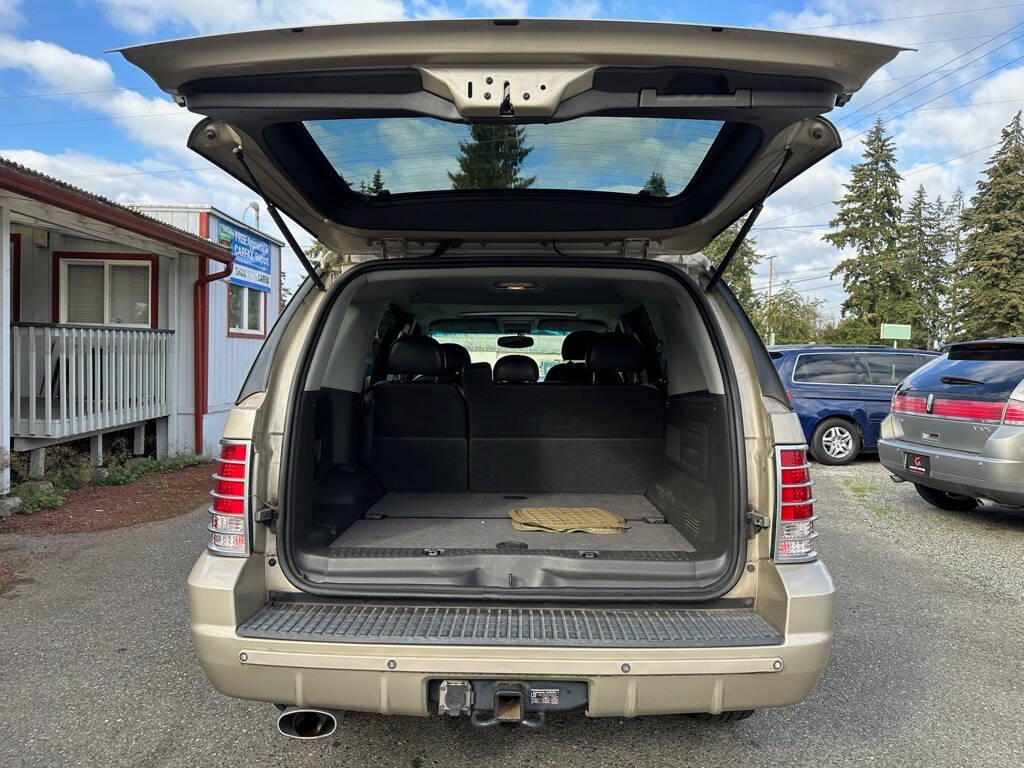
[2,0,1023,313]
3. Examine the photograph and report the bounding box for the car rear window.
[860,353,933,386]
[303,116,723,195]
[792,353,864,385]
[903,355,1024,399]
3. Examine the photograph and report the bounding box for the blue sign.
[217,220,272,293]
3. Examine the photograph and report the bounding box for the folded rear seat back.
[369,336,468,491]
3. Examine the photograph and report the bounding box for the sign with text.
[217,220,272,293]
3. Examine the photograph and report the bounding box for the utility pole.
[765,253,778,345]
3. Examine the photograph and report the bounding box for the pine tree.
[956,112,1024,339]
[359,168,387,195]
[448,125,536,189]
[945,189,969,340]
[899,185,948,348]
[642,171,668,197]
[702,219,761,308]
[824,118,909,330]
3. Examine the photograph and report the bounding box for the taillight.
[774,446,817,563]
[1004,399,1024,426]
[931,397,1004,423]
[892,393,927,414]
[209,439,250,556]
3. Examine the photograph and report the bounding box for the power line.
[0,85,162,100]
[791,2,1024,31]
[837,24,1024,126]
[0,111,183,128]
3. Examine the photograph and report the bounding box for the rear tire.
[810,418,860,465]
[913,483,979,512]
[689,710,755,723]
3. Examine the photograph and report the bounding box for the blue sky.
[3,0,1024,314]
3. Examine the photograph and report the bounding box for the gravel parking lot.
[1,459,1022,768]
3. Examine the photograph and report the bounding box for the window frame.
[54,252,157,329]
[226,281,268,339]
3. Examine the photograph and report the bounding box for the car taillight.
[931,397,1005,423]
[891,393,927,414]
[774,446,817,563]
[1004,398,1024,426]
[209,439,250,556]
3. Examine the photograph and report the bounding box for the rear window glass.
[304,116,723,195]
[792,353,864,385]
[904,356,1024,399]
[860,353,933,386]
[430,330,568,378]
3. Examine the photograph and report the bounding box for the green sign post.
[880,323,912,348]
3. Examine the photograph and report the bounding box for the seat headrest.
[586,333,645,373]
[387,336,445,376]
[440,343,471,376]
[560,329,600,361]
[493,354,539,383]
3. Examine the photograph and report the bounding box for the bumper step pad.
[238,602,782,647]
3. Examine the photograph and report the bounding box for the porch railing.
[12,323,173,440]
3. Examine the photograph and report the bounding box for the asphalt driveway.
[1,460,1022,767]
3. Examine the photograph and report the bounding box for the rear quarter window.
[860,353,934,386]
[792,353,865,385]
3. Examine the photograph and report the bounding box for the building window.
[228,283,265,336]
[60,259,152,327]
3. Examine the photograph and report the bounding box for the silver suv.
[880,338,1024,511]
[121,18,899,734]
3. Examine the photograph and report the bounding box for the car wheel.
[913,483,979,512]
[689,710,755,722]
[810,418,860,465]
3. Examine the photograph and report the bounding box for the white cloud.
[0,0,22,28]
[0,35,196,157]
[547,0,602,18]
[93,0,406,35]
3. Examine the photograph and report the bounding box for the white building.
[0,158,282,491]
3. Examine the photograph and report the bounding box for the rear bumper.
[878,434,1024,507]
[188,553,835,717]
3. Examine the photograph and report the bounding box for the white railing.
[12,323,173,440]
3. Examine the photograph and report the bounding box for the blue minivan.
[770,345,940,464]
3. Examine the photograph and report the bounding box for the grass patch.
[870,503,897,521]
[843,478,877,496]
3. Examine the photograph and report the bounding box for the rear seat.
[368,336,468,491]
[464,334,664,492]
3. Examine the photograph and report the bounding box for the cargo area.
[278,263,747,600]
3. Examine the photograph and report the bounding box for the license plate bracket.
[905,452,931,477]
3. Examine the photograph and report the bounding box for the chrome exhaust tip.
[277,707,341,739]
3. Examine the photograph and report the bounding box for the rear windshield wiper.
[940,375,985,385]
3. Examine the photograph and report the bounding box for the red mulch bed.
[0,462,214,536]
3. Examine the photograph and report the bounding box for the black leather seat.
[494,354,539,383]
[587,333,646,384]
[369,336,467,491]
[544,330,598,383]
[439,342,471,383]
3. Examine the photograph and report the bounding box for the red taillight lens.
[1004,399,1024,426]
[208,441,250,555]
[931,397,1005,422]
[892,393,927,414]
[774,446,817,562]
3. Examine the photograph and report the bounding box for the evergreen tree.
[956,112,1024,339]
[899,185,948,348]
[359,168,387,195]
[702,219,761,308]
[642,171,668,197]
[448,125,535,189]
[824,118,910,330]
[945,189,970,340]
